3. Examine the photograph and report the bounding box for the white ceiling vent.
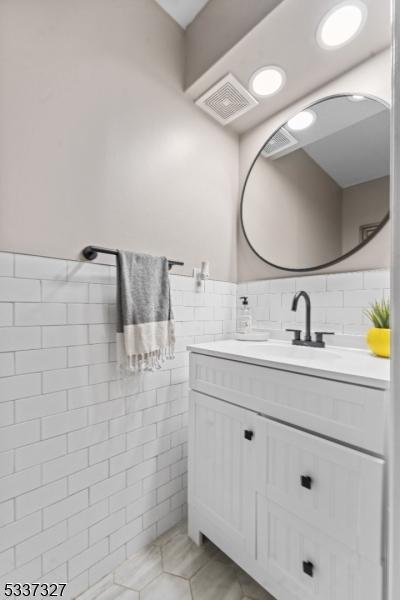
[262,127,298,159]
[195,74,259,126]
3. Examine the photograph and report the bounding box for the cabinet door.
[189,391,256,555]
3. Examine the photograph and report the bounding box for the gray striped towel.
[116,251,175,373]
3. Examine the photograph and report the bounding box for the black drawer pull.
[301,475,313,490]
[244,430,254,441]
[303,561,314,577]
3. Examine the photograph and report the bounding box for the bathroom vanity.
[187,340,390,600]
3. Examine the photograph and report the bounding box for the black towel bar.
[82,246,184,270]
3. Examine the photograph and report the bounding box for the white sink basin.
[188,339,390,388]
[245,343,341,362]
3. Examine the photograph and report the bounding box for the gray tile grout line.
[117,526,265,600]
[83,530,269,600]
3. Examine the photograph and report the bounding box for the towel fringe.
[117,335,175,375]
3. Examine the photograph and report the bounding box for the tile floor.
[77,521,276,600]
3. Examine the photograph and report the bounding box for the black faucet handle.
[314,331,335,344]
[286,328,302,341]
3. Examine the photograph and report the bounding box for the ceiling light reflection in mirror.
[287,110,316,131]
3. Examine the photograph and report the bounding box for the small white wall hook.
[193,260,210,292]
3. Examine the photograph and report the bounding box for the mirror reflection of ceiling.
[241,94,390,272]
[265,96,390,188]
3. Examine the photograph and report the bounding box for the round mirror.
[241,94,390,272]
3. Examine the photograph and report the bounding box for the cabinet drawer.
[257,495,382,600]
[190,353,385,454]
[256,419,384,561]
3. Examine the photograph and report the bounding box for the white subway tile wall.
[238,269,390,346]
[0,254,390,598]
[0,252,236,599]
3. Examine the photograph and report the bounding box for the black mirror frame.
[240,93,390,273]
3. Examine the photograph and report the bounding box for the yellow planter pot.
[366,327,390,358]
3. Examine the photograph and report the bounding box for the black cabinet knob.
[244,430,254,441]
[301,475,313,490]
[303,561,314,577]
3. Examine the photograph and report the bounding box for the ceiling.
[186,0,391,133]
[154,0,210,29]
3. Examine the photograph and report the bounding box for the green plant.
[364,299,390,329]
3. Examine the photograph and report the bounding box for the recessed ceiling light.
[349,94,366,102]
[249,66,286,97]
[317,1,367,50]
[287,110,316,131]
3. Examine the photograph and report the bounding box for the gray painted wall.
[0,0,239,282]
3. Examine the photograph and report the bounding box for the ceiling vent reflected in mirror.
[195,73,258,125]
[262,127,298,159]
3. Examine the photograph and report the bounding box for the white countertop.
[188,339,390,390]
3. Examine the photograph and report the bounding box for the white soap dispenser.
[237,296,252,334]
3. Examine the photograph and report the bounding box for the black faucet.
[292,291,312,341]
[286,290,334,348]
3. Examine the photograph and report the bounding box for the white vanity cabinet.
[188,347,388,600]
